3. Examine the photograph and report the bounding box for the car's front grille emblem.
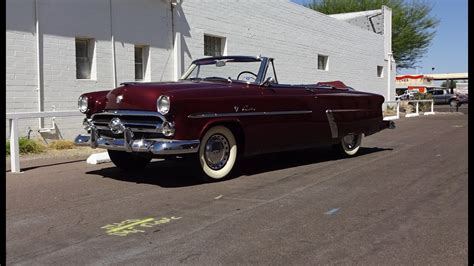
[109,117,125,134]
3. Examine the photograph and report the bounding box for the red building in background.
[395,74,434,94]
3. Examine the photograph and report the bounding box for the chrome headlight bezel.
[157,95,171,115]
[78,96,88,113]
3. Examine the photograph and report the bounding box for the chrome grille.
[91,110,165,134]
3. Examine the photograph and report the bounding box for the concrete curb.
[86,152,111,164]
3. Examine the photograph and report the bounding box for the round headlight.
[157,95,170,115]
[78,96,88,113]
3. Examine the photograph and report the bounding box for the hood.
[104,80,227,111]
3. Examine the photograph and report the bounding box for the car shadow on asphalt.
[235,146,391,177]
[86,145,392,188]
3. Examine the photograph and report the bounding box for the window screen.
[377,65,384,77]
[135,46,144,80]
[317,54,328,70]
[76,38,92,79]
[204,35,224,56]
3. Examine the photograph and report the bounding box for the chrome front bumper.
[74,131,200,155]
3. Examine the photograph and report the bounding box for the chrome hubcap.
[342,134,358,150]
[205,134,230,170]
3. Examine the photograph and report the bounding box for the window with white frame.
[317,54,328,71]
[75,38,95,79]
[377,65,384,77]
[135,45,150,81]
[204,35,225,56]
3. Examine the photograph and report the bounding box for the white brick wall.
[6,0,394,141]
[178,0,393,95]
[6,0,175,140]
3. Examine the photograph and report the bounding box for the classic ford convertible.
[75,56,394,181]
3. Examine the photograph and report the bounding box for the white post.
[396,100,400,119]
[10,119,21,173]
[405,100,420,118]
[425,99,435,115]
[416,101,419,115]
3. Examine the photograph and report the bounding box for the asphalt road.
[6,113,468,265]
[434,103,469,114]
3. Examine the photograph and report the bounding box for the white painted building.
[6,0,396,140]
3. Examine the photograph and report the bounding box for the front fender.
[199,118,244,139]
[81,90,110,117]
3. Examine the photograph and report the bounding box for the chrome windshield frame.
[179,56,272,85]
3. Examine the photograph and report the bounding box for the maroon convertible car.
[75,56,394,181]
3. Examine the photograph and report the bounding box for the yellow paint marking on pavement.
[101,216,183,236]
[106,218,154,233]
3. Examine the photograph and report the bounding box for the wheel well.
[203,121,246,155]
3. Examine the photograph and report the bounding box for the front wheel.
[198,126,238,182]
[333,133,363,157]
[108,150,152,171]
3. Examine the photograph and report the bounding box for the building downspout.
[383,5,393,101]
[34,0,44,128]
[387,53,392,101]
[171,0,182,81]
[110,0,117,87]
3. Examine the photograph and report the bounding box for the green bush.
[6,137,46,155]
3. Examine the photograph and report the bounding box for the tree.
[440,80,457,89]
[306,0,439,70]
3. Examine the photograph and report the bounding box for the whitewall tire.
[198,126,238,181]
[337,133,363,157]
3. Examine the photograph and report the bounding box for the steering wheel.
[237,71,258,82]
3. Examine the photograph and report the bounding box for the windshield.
[182,59,262,83]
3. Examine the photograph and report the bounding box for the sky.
[291,0,468,75]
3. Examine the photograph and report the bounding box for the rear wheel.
[108,150,152,171]
[198,126,237,182]
[449,99,459,107]
[334,133,363,157]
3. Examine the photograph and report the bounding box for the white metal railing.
[383,100,400,120]
[383,99,435,120]
[404,99,435,117]
[6,110,82,173]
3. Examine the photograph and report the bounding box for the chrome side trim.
[325,108,374,113]
[188,110,312,119]
[325,110,338,138]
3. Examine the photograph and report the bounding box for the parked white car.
[395,90,417,100]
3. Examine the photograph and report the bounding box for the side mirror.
[262,77,274,87]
